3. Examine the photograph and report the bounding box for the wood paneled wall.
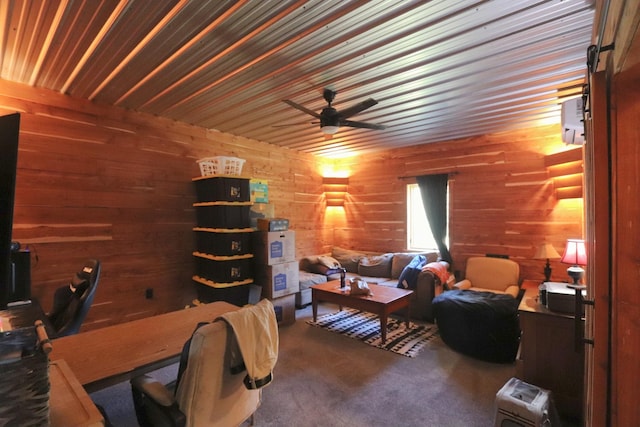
[1,78,584,328]
[0,79,328,329]
[331,127,584,282]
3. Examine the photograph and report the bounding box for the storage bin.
[193,253,254,283]
[193,277,255,306]
[193,176,250,202]
[194,202,251,229]
[193,228,253,256]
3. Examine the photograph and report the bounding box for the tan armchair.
[453,256,520,298]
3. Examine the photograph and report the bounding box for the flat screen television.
[0,113,20,309]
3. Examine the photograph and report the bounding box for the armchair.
[453,256,520,298]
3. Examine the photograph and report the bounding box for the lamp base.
[567,265,584,285]
[543,259,552,282]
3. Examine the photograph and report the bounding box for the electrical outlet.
[145,288,153,299]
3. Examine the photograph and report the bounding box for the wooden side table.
[517,279,584,421]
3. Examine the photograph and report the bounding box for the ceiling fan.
[282,88,386,136]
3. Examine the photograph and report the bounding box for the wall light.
[323,177,349,207]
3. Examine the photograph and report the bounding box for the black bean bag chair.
[432,290,520,363]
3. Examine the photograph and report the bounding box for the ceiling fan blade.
[340,119,386,130]
[282,99,321,118]
[337,98,378,119]
[271,121,315,127]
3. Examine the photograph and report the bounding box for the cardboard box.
[256,261,299,299]
[252,230,296,265]
[257,218,289,231]
[271,294,296,326]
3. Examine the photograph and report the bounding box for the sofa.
[297,246,450,321]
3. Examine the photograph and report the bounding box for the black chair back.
[48,259,101,337]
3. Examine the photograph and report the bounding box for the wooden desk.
[50,359,105,427]
[50,301,238,393]
[517,280,584,421]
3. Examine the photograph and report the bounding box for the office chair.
[131,298,279,427]
[47,259,101,337]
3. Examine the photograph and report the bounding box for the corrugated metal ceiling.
[0,0,595,157]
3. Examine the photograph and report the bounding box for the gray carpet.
[91,303,516,426]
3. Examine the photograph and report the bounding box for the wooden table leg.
[380,312,388,344]
[405,303,411,328]
[312,291,318,322]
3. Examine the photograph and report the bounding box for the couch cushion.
[358,253,393,277]
[332,247,367,273]
[298,271,328,291]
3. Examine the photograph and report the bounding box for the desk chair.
[131,298,279,427]
[47,259,101,337]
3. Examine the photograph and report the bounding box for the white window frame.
[406,183,449,252]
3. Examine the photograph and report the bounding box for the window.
[406,183,448,251]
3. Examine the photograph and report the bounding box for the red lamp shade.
[560,239,587,266]
[560,239,586,285]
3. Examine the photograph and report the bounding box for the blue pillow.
[397,255,427,289]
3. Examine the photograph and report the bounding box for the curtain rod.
[397,171,459,180]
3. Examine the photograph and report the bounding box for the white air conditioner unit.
[561,97,585,145]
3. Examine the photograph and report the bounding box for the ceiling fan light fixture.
[320,112,340,134]
[321,125,339,135]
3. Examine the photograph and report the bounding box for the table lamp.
[560,239,587,285]
[533,243,561,282]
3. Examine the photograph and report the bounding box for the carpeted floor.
[91,302,518,426]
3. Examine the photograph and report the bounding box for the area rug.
[306,308,439,357]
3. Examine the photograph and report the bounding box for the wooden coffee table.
[310,280,413,344]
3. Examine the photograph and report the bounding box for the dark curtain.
[416,174,451,263]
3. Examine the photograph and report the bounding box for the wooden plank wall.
[1,78,585,328]
[332,127,584,282]
[0,79,328,329]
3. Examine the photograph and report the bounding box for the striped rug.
[307,308,439,357]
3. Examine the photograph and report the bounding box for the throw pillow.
[331,247,366,273]
[397,255,427,289]
[317,255,341,269]
[390,253,421,279]
[308,255,343,275]
[358,253,393,277]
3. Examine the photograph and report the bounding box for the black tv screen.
[0,113,20,309]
